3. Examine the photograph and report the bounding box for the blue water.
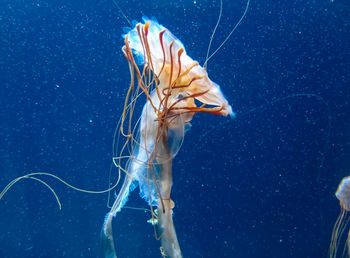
[0,0,349,257]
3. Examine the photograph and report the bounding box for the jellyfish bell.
[336,177,350,211]
[330,176,350,258]
[124,18,234,119]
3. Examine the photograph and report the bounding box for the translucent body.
[100,18,233,258]
[330,176,350,258]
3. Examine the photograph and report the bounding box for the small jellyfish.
[330,176,350,258]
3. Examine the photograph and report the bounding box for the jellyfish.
[100,18,234,258]
[330,176,350,258]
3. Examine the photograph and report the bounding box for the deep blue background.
[0,0,349,257]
